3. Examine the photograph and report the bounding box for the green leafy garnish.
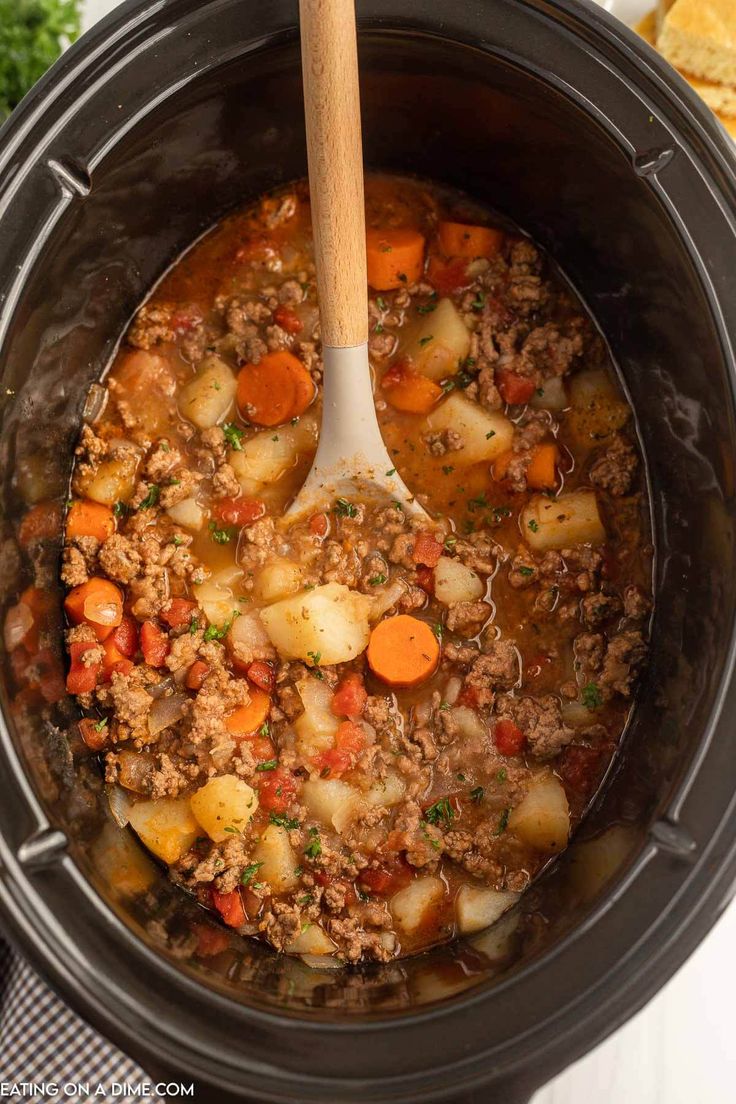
[470,786,484,803]
[424,796,455,827]
[496,808,510,835]
[256,759,278,772]
[369,573,387,586]
[203,610,239,641]
[334,497,358,518]
[137,484,160,510]
[241,861,264,886]
[528,519,539,533]
[208,521,234,544]
[113,500,128,518]
[418,335,434,347]
[518,566,534,577]
[582,682,603,710]
[304,827,322,860]
[269,811,300,830]
[93,717,108,732]
[222,422,244,450]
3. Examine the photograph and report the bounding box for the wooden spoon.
[288,0,425,518]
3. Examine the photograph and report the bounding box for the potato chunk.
[77,450,139,507]
[455,886,519,934]
[302,779,360,833]
[179,354,237,428]
[286,924,337,956]
[521,490,605,551]
[365,771,405,808]
[253,558,304,603]
[253,824,299,893]
[294,677,339,757]
[433,556,484,605]
[508,774,570,854]
[166,496,205,531]
[194,566,243,628]
[128,797,199,864]
[260,582,371,665]
[425,393,513,466]
[390,876,445,934]
[229,416,318,494]
[401,298,471,380]
[566,369,629,445]
[190,775,258,843]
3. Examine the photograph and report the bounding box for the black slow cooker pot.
[2,0,736,1100]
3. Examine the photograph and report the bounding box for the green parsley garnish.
[208,521,233,544]
[497,768,507,783]
[188,617,199,635]
[304,827,322,860]
[470,291,486,311]
[369,573,387,586]
[376,296,387,310]
[418,335,434,347]
[528,519,539,533]
[93,717,108,732]
[485,430,496,440]
[496,808,510,835]
[113,501,127,518]
[334,497,357,518]
[470,786,484,803]
[433,622,444,644]
[137,484,160,510]
[256,759,278,772]
[424,796,455,827]
[203,610,239,641]
[385,467,396,476]
[269,812,300,830]
[582,682,603,710]
[518,566,534,577]
[442,464,455,475]
[241,861,264,886]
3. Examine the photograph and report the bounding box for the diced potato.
[253,558,304,603]
[449,705,488,743]
[294,677,339,757]
[260,582,371,665]
[229,416,318,493]
[91,822,157,897]
[566,369,629,445]
[190,775,258,843]
[567,825,635,901]
[194,566,243,628]
[425,393,513,466]
[433,556,484,605]
[530,375,567,412]
[77,450,139,506]
[179,354,237,429]
[286,924,337,956]
[253,824,299,893]
[302,779,360,833]
[390,876,445,935]
[128,796,199,864]
[521,491,605,551]
[166,496,205,531]
[228,609,272,660]
[365,771,406,808]
[508,774,570,854]
[455,885,519,934]
[401,298,471,380]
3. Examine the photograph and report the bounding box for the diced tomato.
[110,615,138,657]
[78,716,109,751]
[309,512,329,538]
[185,659,209,691]
[457,684,480,708]
[66,641,102,695]
[192,922,231,957]
[415,565,435,595]
[212,497,266,527]
[331,673,367,718]
[102,636,134,681]
[18,501,61,547]
[496,368,536,406]
[211,888,246,929]
[140,621,169,667]
[313,720,365,777]
[243,733,276,763]
[494,718,526,756]
[257,765,298,813]
[273,305,303,334]
[161,599,198,630]
[247,660,275,693]
[427,254,471,295]
[413,532,443,567]
[359,856,413,896]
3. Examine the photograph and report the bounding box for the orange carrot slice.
[236,350,315,427]
[367,615,440,688]
[66,500,116,542]
[64,578,124,641]
[225,689,271,737]
[438,221,504,258]
[526,443,559,490]
[366,228,425,290]
[381,362,442,414]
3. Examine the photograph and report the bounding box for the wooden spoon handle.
[300,0,368,349]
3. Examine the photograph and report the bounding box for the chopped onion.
[4,602,33,651]
[107,784,133,828]
[147,675,176,700]
[147,692,188,736]
[414,699,433,726]
[117,749,155,793]
[443,676,463,706]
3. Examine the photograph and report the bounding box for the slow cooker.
[1,1,736,1100]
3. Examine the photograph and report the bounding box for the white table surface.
[79,1,736,1099]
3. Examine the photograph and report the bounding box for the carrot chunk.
[492,449,513,482]
[381,362,443,415]
[225,688,271,737]
[66,500,115,542]
[367,615,440,688]
[236,350,314,427]
[102,636,134,680]
[426,254,471,295]
[438,221,504,258]
[366,228,425,290]
[526,443,559,491]
[64,578,124,641]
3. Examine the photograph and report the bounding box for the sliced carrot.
[66,500,115,542]
[367,615,440,688]
[438,221,504,259]
[366,228,425,290]
[64,578,123,641]
[492,449,513,482]
[225,688,271,737]
[526,443,559,491]
[381,362,443,415]
[19,501,62,547]
[427,254,471,295]
[79,717,110,752]
[236,350,315,427]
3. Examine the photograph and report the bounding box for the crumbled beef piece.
[145,441,182,482]
[259,902,302,949]
[574,632,606,678]
[61,544,90,586]
[599,630,647,698]
[66,623,98,646]
[519,322,583,379]
[387,533,415,569]
[410,727,438,762]
[466,640,519,706]
[128,303,180,349]
[211,463,241,499]
[508,549,538,589]
[445,821,504,883]
[476,365,503,411]
[362,695,392,729]
[225,297,272,335]
[239,517,280,566]
[98,534,142,584]
[180,325,209,363]
[454,532,496,575]
[580,591,622,628]
[320,541,361,586]
[423,429,464,456]
[497,694,573,761]
[199,426,228,464]
[327,916,392,963]
[446,600,490,634]
[442,642,479,666]
[589,435,638,496]
[166,628,204,674]
[368,330,397,359]
[278,279,303,305]
[189,661,249,760]
[97,668,154,742]
[397,584,427,614]
[506,239,547,314]
[159,468,202,508]
[623,585,651,622]
[391,801,442,867]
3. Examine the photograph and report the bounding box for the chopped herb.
[304,827,322,860]
[424,796,455,827]
[241,861,264,886]
[307,650,321,666]
[298,893,314,906]
[208,521,234,544]
[160,440,170,453]
[259,722,270,737]
[417,298,437,315]
[137,485,160,510]
[256,759,278,772]
[582,681,603,710]
[167,477,181,486]
[171,535,184,547]
[457,773,466,781]
[485,430,496,440]
[369,573,387,586]
[269,811,300,830]
[334,497,358,518]
[528,519,539,533]
[518,566,534,577]
[271,434,279,442]
[376,296,387,310]
[222,422,244,449]
[440,701,450,711]
[418,335,434,347]
[420,824,441,851]
[93,717,108,732]
[374,323,384,334]
[188,617,199,635]
[470,785,484,803]
[442,465,455,475]
[496,808,510,835]
[290,416,300,426]
[380,244,393,254]
[433,622,444,644]
[320,765,331,778]
[203,610,239,641]
[444,534,457,550]
[467,493,489,512]
[392,500,404,511]
[470,291,486,311]
[385,467,396,476]
[398,272,407,282]
[493,506,511,520]
[223,826,238,835]
[496,768,507,783]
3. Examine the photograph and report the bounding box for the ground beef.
[454,532,496,575]
[623,585,651,621]
[98,534,142,585]
[423,429,464,456]
[98,668,154,743]
[362,695,392,729]
[580,591,622,629]
[574,632,606,679]
[145,441,183,482]
[128,303,185,349]
[497,694,573,761]
[508,548,538,589]
[211,463,241,499]
[589,434,638,496]
[506,239,547,314]
[61,545,90,586]
[599,631,647,698]
[159,468,202,509]
[446,600,491,634]
[199,426,228,464]
[368,330,397,359]
[467,638,519,700]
